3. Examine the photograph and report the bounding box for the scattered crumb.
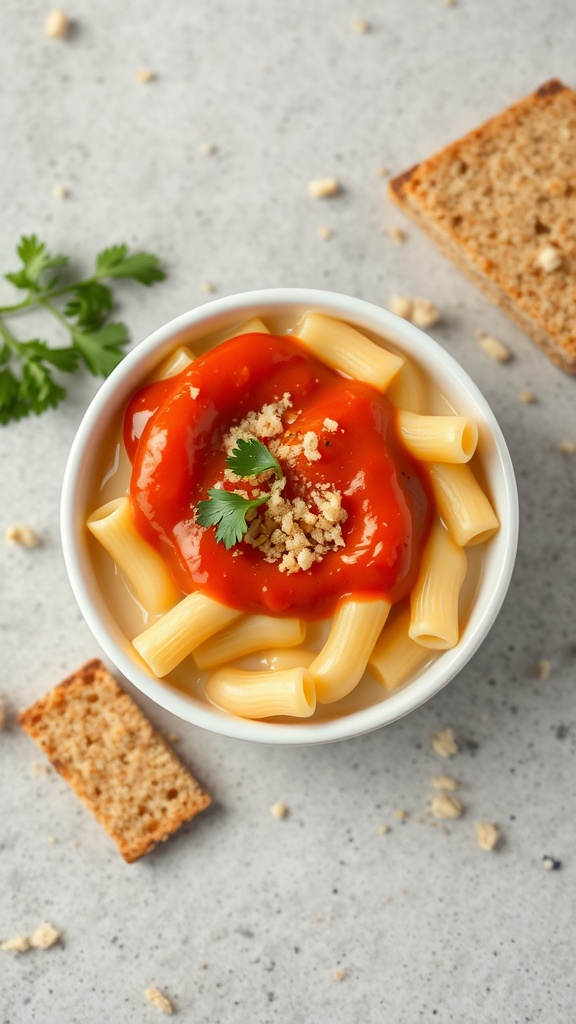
[315,914,325,923]
[31,762,50,776]
[333,967,347,981]
[0,696,5,730]
[1,936,30,953]
[198,961,207,970]
[317,225,332,240]
[389,295,414,320]
[411,298,440,329]
[201,280,214,293]
[323,418,338,432]
[432,727,458,758]
[45,9,69,38]
[431,794,463,819]
[270,801,288,819]
[535,245,562,273]
[47,835,57,844]
[351,17,370,32]
[478,334,512,363]
[475,821,500,851]
[377,166,390,177]
[199,143,215,156]
[558,439,575,454]
[167,732,181,743]
[519,389,536,404]
[308,178,341,199]
[542,855,562,871]
[432,775,459,792]
[444,0,455,7]
[30,923,60,949]
[377,823,390,835]
[386,226,405,243]
[52,184,68,200]
[536,659,552,681]
[5,524,40,547]
[144,987,173,1014]
[393,807,408,820]
[136,69,156,84]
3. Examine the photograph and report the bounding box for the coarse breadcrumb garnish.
[136,69,156,83]
[432,775,459,792]
[351,17,370,32]
[5,524,40,547]
[30,923,60,949]
[270,801,288,819]
[558,439,575,454]
[144,987,174,1014]
[478,334,513,363]
[189,387,200,400]
[475,821,500,851]
[519,389,536,404]
[431,794,462,819]
[1,935,30,953]
[394,807,408,820]
[333,967,347,980]
[377,823,390,834]
[308,178,341,199]
[386,226,405,244]
[432,727,458,758]
[317,225,332,240]
[536,659,552,681]
[542,855,562,871]
[535,245,563,273]
[323,418,338,432]
[52,184,69,199]
[201,280,215,293]
[45,9,69,37]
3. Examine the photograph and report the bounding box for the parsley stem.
[0,276,99,316]
[0,317,22,353]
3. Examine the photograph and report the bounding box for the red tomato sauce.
[124,333,432,619]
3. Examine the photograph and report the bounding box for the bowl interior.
[61,288,518,744]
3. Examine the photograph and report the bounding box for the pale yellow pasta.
[386,356,428,413]
[369,607,431,691]
[427,463,499,546]
[222,317,270,340]
[295,312,403,391]
[397,411,478,463]
[206,666,315,719]
[133,593,242,677]
[256,649,317,671]
[152,345,195,380]
[87,497,180,615]
[193,615,306,669]
[409,520,467,649]
[310,597,391,704]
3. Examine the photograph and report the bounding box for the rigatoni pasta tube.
[206,666,316,719]
[296,313,403,392]
[133,593,242,677]
[194,615,306,669]
[310,597,391,704]
[409,521,467,649]
[386,357,428,414]
[369,607,430,691]
[427,463,499,546]
[153,345,195,380]
[397,411,478,464]
[222,317,270,340]
[87,497,181,615]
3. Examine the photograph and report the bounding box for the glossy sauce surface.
[124,333,432,618]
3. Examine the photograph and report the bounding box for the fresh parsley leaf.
[5,235,68,292]
[72,322,129,377]
[226,437,283,479]
[64,281,113,330]
[197,489,267,549]
[95,245,165,286]
[19,360,66,415]
[17,340,79,372]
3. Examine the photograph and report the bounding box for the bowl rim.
[61,287,519,745]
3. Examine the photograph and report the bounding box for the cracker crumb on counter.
[432,775,459,791]
[432,727,458,758]
[478,334,513,363]
[333,967,347,981]
[475,821,500,851]
[394,807,408,820]
[45,9,69,37]
[386,226,405,244]
[0,696,5,730]
[377,166,390,177]
[388,295,439,328]
[270,801,288,819]
[542,855,562,871]
[47,835,57,844]
[536,659,552,681]
[136,69,156,84]
[308,178,341,199]
[558,439,575,454]
[389,295,414,320]
[519,389,536,404]
[535,245,563,273]
[201,280,215,293]
[431,794,463,819]
[317,225,332,240]
[144,987,174,1014]
[377,823,390,835]
[52,184,69,199]
[1,935,30,953]
[5,524,40,547]
[351,17,370,33]
[199,143,216,156]
[30,923,60,949]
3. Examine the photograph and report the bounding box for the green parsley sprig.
[197,437,284,549]
[0,236,165,424]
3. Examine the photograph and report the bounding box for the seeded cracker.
[18,660,210,862]
[389,80,576,372]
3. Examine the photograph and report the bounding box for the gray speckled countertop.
[1,2,575,1022]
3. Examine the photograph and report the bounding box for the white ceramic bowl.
[61,288,518,745]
